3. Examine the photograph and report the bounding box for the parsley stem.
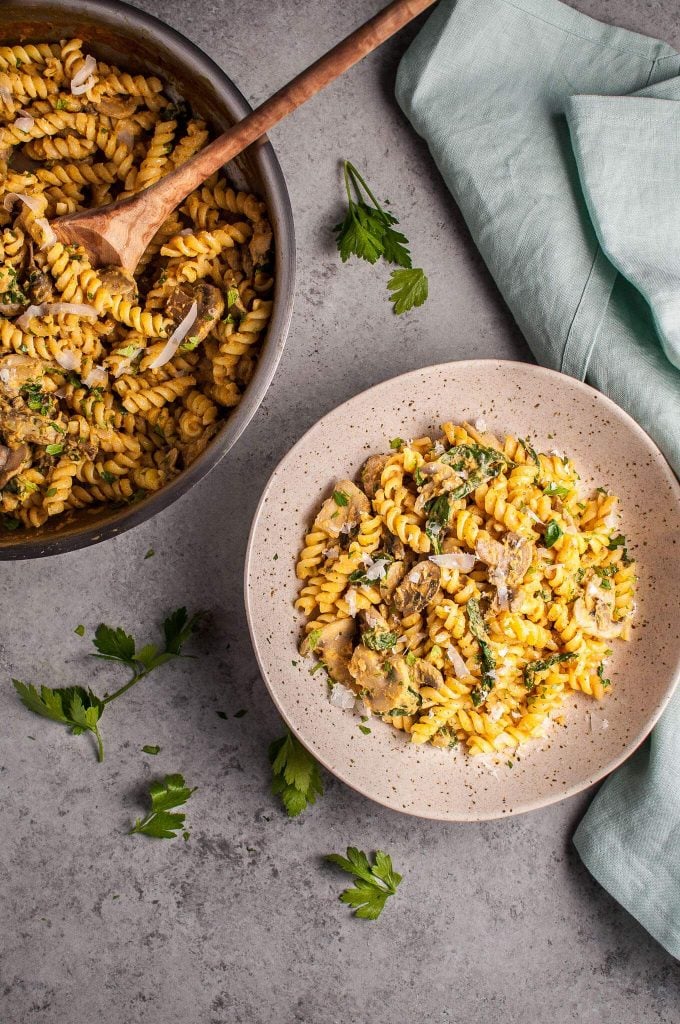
[102,668,146,705]
[94,724,104,762]
[344,160,386,218]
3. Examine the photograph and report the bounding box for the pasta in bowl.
[245,361,680,820]
[293,421,635,756]
[0,2,294,557]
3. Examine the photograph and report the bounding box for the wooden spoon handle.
[153,0,436,205]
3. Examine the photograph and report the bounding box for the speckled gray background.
[1,2,679,1022]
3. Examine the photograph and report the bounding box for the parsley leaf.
[93,624,136,665]
[544,520,563,548]
[543,482,571,498]
[361,628,398,652]
[12,681,105,761]
[389,437,404,450]
[142,744,161,755]
[332,489,349,507]
[387,267,428,315]
[129,773,196,839]
[269,729,323,817]
[524,652,577,690]
[325,847,402,920]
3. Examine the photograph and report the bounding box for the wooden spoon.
[52,0,437,270]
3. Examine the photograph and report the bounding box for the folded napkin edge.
[574,821,680,960]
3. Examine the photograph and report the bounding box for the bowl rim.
[244,357,680,820]
[0,0,296,559]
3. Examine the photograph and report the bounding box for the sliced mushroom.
[411,658,444,691]
[379,559,405,601]
[300,618,356,686]
[475,532,533,610]
[462,420,503,452]
[166,280,224,343]
[0,443,28,488]
[393,560,441,616]
[360,454,389,499]
[249,218,273,267]
[0,354,45,398]
[573,597,622,641]
[98,266,138,302]
[413,462,458,515]
[505,534,533,587]
[359,607,391,633]
[0,407,62,446]
[475,533,504,567]
[95,96,139,119]
[347,645,418,714]
[384,533,407,561]
[313,478,370,539]
[26,267,54,304]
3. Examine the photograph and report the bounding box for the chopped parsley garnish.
[325,847,402,920]
[389,437,404,450]
[74,624,85,637]
[334,160,428,315]
[524,652,577,690]
[358,724,371,735]
[543,482,571,498]
[349,553,393,585]
[142,744,161,755]
[544,520,563,548]
[179,335,201,352]
[44,443,63,456]
[20,381,55,416]
[424,493,451,555]
[440,443,510,498]
[518,437,540,466]
[466,598,496,706]
[306,629,322,651]
[269,729,324,817]
[607,534,632,564]
[332,489,349,507]
[597,663,611,688]
[361,628,398,652]
[226,287,240,307]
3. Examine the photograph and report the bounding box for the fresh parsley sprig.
[13,683,106,761]
[325,847,402,920]
[129,773,196,839]
[13,608,203,762]
[334,160,428,315]
[269,729,324,817]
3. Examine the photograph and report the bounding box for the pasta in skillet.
[0,40,273,530]
[294,420,636,756]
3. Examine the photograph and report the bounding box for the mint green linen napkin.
[395,0,680,959]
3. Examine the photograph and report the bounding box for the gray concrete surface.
[2,2,679,1022]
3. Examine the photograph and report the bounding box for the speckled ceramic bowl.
[245,360,680,820]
